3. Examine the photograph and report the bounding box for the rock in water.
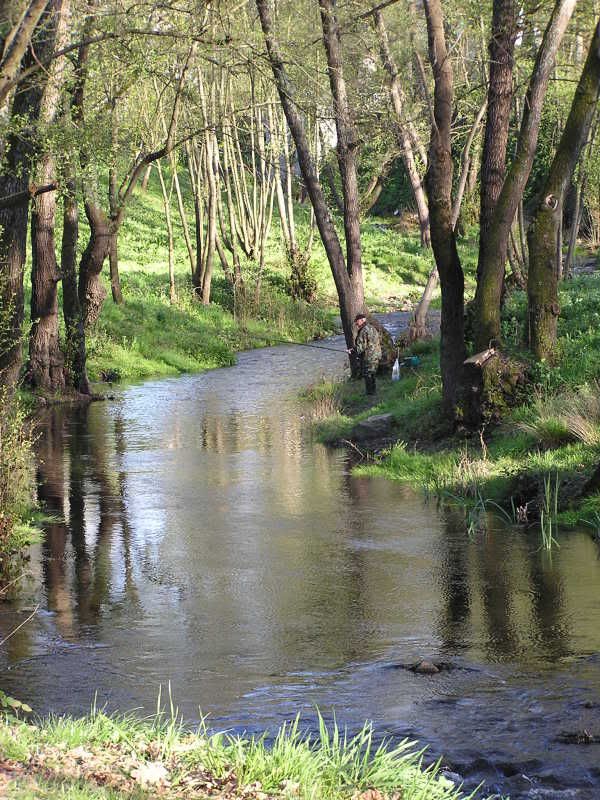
[352,413,394,442]
[412,660,440,675]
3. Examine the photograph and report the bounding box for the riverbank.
[0,710,487,799]
[312,271,600,532]
[71,175,475,383]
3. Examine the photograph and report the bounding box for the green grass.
[0,708,491,800]
[312,273,600,530]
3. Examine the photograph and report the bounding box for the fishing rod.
[243,331,348,353]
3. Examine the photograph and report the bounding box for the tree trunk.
[528,18,600,361]
[409,267,438,341]
[256,0,362,367]
[473,0,577,350]
[423,0,466,414]
[0,0,49,110]
[108,231,122,304]
[28,0,69,393]
[319,0,365,306]
[156,160,177,303]
[0,18,49,389]
[451,97,487,229]
[61,184,90,395]
[374,8,430,247]
[78,202,110,328]
[478,0,518,246]
[29,184,65,391]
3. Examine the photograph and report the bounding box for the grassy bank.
[71,175,476,383]
[0,709,487,800]
[312,272,600,532]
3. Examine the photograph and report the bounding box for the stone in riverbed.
[411,659,440,675]
[352,413,393,442]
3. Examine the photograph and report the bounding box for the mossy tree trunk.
[472,0,577,351]
[528,18,600,361]
[423,0,466,415]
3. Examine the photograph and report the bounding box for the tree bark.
[478,0,518,246]
[528,18,600,361]
[473,0,577,350]
[78,201,110,327]
[423,0,466,415]
[156,160,177,303]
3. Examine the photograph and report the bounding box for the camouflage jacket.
[354,323,382,372]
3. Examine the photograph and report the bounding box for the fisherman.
[348,313,382,395]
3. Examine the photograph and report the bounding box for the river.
[1,315,599,799]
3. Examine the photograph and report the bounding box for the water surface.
[1,319,599,799]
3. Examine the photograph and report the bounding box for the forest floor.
[311,262,600,533]
[0,711,489,800]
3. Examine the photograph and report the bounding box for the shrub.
[0,386,38,591]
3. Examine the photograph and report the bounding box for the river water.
[1,316,599,799]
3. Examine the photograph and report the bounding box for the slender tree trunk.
[423,0,466,414]
[156,160,176,303]
[528,18,600,361]
[473,0,577,350]
[409,267,438,340]
[140,164,152,191]
[62,183,90,395]
[108,232,122,304]
[451,97,487,229]
[564,173,585,275]
[201,133,217,305]
[0,0,49,110]
[319,0,365,306]
[256,0,362,365]
[374,8,430,247]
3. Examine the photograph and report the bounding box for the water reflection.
[0,331,599,798]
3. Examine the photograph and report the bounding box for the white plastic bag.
[391,357,400,381]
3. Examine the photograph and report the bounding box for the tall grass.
[1,707,489,800]
[518,384,600,447]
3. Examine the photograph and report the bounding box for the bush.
[0,386,38,591]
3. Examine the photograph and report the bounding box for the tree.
[422,0,465,414]
[255,0,364,365]
[0,6,54,389]
[28,0,70,393]
[472,0,578,351]
[528,18,600,361]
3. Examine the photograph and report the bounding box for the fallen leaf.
[130,760,170,788]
